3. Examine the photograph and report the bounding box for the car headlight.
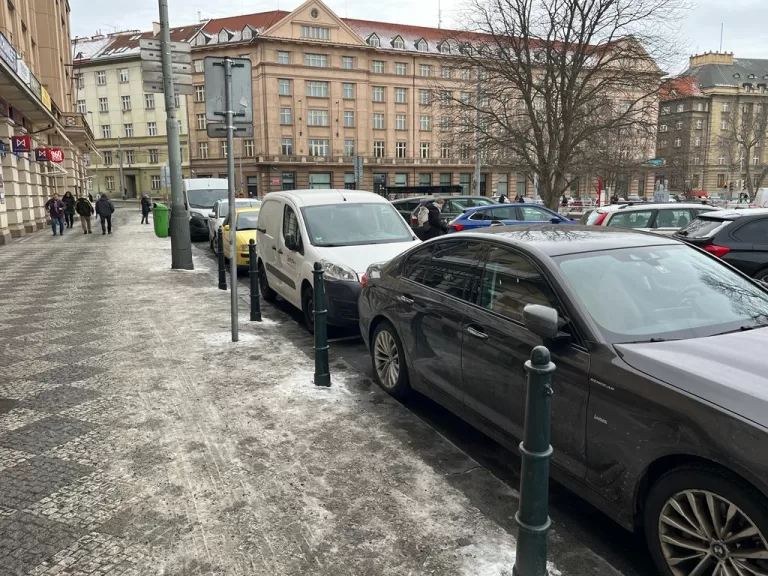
[320,260,358,282]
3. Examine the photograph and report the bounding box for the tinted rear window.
[677,217,732,239]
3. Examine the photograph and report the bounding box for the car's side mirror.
[550,217,562,224]
[208,212,216,219]
[523,304,560,339]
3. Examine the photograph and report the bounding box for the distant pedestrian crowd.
[45,192,115,236]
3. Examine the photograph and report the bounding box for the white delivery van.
[256,189,420,331]
[753,188,768,208]
[183,178,229,240]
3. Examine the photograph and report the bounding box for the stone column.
[0,119,26,238]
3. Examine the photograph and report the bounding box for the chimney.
[152,22,161,36]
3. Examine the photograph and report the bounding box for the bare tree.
[588,124,655,199]
[434,0,684,209]
[719,97,768,199]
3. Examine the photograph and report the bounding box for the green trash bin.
[153,203,169,238]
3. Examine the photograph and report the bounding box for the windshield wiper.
[677,230,689,236]
[738,323,768,332]
[621,337,677,344]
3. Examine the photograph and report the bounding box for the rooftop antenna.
[719,23,723,52]
[438,0,442,28]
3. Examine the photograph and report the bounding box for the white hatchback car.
[256,189,420,330]
[207,198,262,250]
[588,202,720,235]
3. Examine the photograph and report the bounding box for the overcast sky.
[69,0,768,73]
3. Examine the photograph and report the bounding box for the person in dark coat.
[140,194,151,224]
[62,191,76,228]
[514,193,525,202]
[44,193,66,236]
[498,194,507,203]
[95,193,115,235]
[423,197,448,240]
[75,195,94,234]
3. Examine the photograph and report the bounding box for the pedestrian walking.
[499,194,508,203]
[62,191,76,228]
[514,193,525,202]
[610,193,620,204]
[422,197,448,240]
[140,193,151,224]
[75,195,94,234]
[44,193,66,236]
[95,193,115,235]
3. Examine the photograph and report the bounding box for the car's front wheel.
[645,466,768,576]
[302,285,315,334]
[371,321,410,398]
[258,262,276,302]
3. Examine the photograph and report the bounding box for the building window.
[145,93,155,109]
[344,173,356,189]
[101,125,111,138]
[75,74,84,89]
[717,174,726,188]
[306,81,329,97]
[308,173,332,189]
[396,141,407,158]
[149,149,159,163]
[439,90,452,105]
[755,155,760,166]
[441,66,451,79]
[460,145,470,160]
[305,53,328,67]
[96,70,106,85]
[125,150,135,164]
[368,34,380,48]
[694,136,701,146]
[675,121,682,130]
[124,124,133,137]
[420,142,430,158]
[247,176,258,196]
[460,91,471,104]
[148,121,157,136]
[280,108,292,124]
[119,68,129,83]
[676,103,684,112]
[277,50,290,64]
[460,173,471,194]
[416,39,428,52]
[395,87,407,103]
[84,153,91,167]
[193,59,204,73]
[372,86,385,102]
[393,36,405,49]
[151,175,161,189]
[244,139,255,157]
[396,114,406,130]
[374,141,385,157]
[722,102,730,112]
[420,64,431,77]
[420,115,431,130]
[696,119,703,129]
[103,151,112,165]
[308,109,329,126]
[197,113,206,130]
[308,139,329,156]
[281,138,293,155]
[342,83,355,99]
[344,139,355,156]
[440,172,452,185]
[718,155,725,165]
[674,138,681,147]
[343,110,355,127]
[221,141,228,158]
[195,85,205,102]
[419,173,432,185]
[722,120,728,130]
[278,78,291,95]
[461,68,471,81]
[441,144,451,158]
[395,173,408,186]
[198,141,209,159]
[341,56,354,69]
[301,25,329,40]
[372,60,385,73]
[174,94,180,108]
[99,97,108,112]
[395,62,406,76]
[77,99,86,113]
[373,113,385,129]
[419,89,430,105]
[105,175,115,190]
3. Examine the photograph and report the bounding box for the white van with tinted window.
[183,178,229,240]
[256,189,420,330]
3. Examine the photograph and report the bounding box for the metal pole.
[225,57,238,342]
[313,262,330,387]
[158,0,193,270]
[248,239,261,321]
[474,68,481,196]
[513,345,555,576]
[217,226,227,290]
[118,136,124,199]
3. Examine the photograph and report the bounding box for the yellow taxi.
[221,207,261,268]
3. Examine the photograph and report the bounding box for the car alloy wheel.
[374,330,400,390]
[658,489,768,576]
[258,263,276,302]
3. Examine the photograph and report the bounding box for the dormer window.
[218,29,232,43]
[415,38,428,52]
[439,42,450,54]
[460,43,473,55]
[242,26,255,41]
[391,36,404,49]
[194,33,210,47]
[367,34,380,48]
[749,74,756,79]
[733,73,741,79]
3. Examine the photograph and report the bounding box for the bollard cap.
[313,261,323,272]
[249,238,255,244]
[530,345,551,365]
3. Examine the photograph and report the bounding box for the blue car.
[448,202,574,231]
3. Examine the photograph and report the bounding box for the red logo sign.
[11,135,30,153]
[48,148,64,163]
[34,148,48,161]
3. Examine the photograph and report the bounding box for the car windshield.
[555,245,768,343]
[677,216,732,238]
[187,188,228,209]
[236,211,260,230]
[220,200,261,216]
[302,203,414,247]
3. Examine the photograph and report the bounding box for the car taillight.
[593,212,608,226]
[360,273,369,289]
[411,215,418,225]
[450,223,464,232]
[703,244,730,258]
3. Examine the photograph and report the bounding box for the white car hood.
[314,240,420,276]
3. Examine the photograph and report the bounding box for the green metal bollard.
[248,239,261,322]
[217,227,227,291]
[313,262,331,387]
[513,345,555,576]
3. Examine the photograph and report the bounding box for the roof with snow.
[683,58,768,90]
[72,25,204,64]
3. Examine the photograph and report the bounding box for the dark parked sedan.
[359,225,768,576]
[675,208,768,281]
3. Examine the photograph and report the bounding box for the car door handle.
[398,295,414,305]
[466,326,489,340]
[257,227,266,233]
[277,249,284,254]
[271,245,277,251]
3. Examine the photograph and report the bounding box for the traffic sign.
[353,156,363,183]
[206,123,254,139]
[161,165,171,188]
[140,48,191,64]
[204,57,253,123]
[139,38,190,53]
[142,70,193,86]
[142,81,194,95]
[140,60,192,75]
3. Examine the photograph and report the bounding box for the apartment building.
[657,52,768,196]
[72,24,201,198]
[0,0,94,243]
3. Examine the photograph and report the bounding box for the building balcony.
[62,112,96,152]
